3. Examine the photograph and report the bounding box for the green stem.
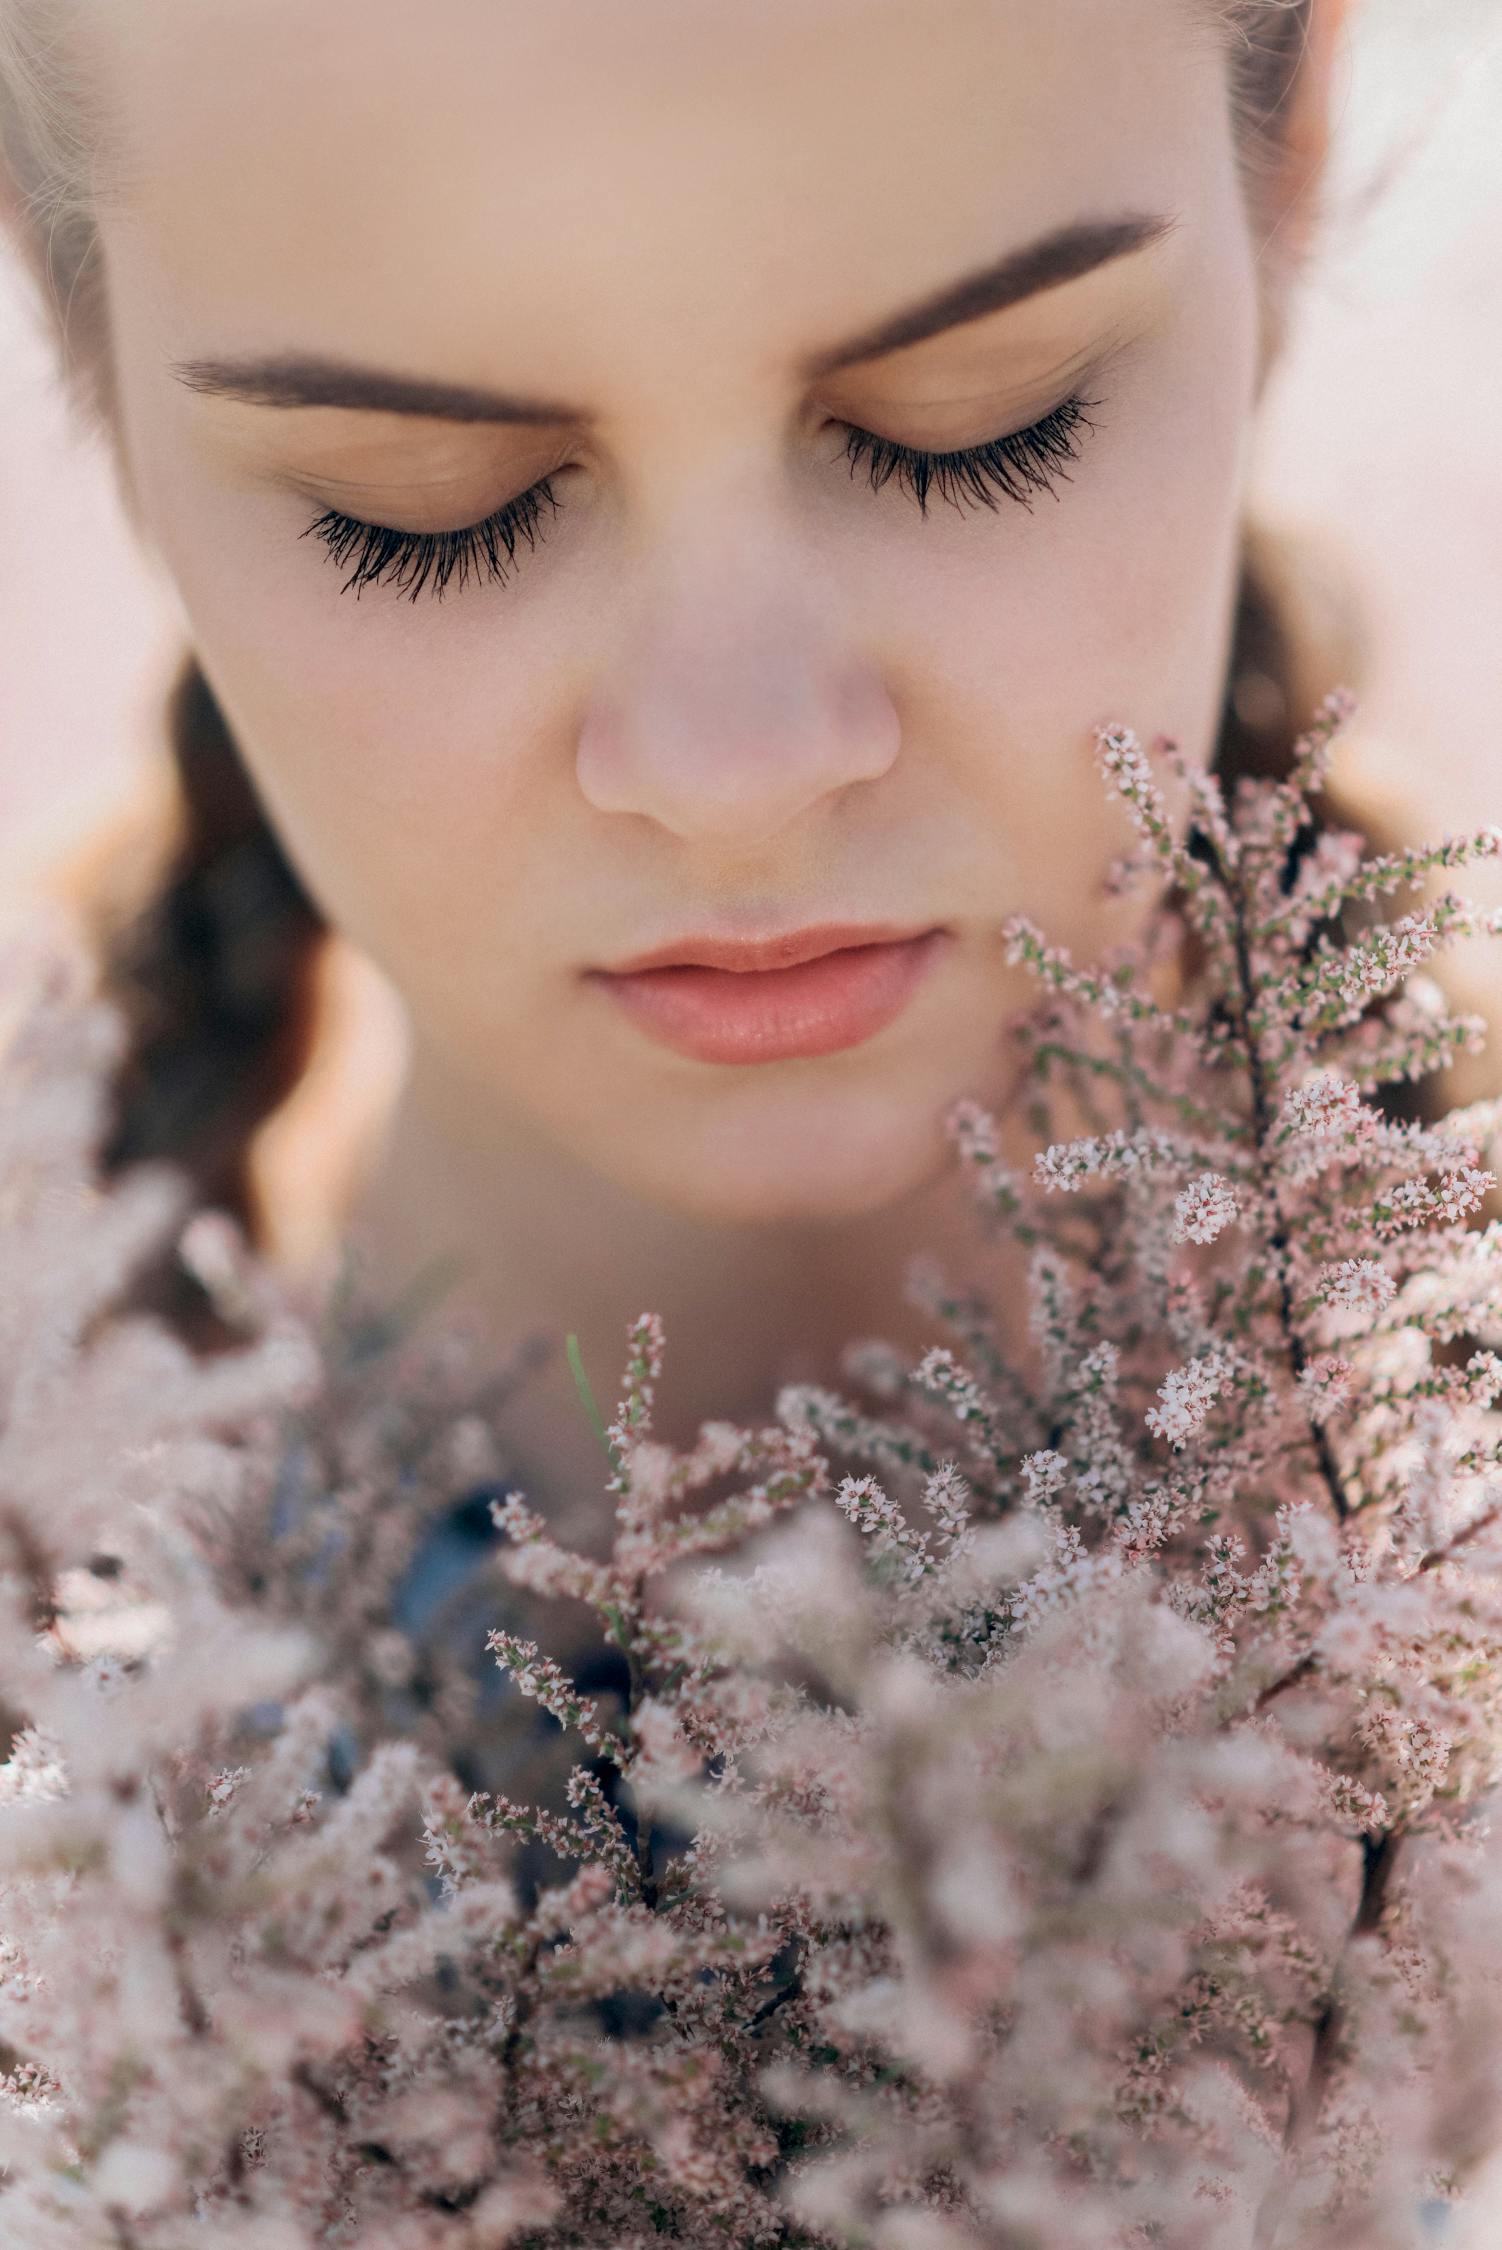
[566,1332,623,1472]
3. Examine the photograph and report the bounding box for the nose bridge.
[622,447,833,713]
[576,474,899,845]
[636,504,827,737]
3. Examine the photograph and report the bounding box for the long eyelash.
[300,475,564,602]
[841,393,1099,518]
[303,393,1097,603]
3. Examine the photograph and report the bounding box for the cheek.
[936,319,1253,748]
[876,266,1257,939]
[108,359,564,989]
[151,502,569,994]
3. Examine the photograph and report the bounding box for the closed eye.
[299,475,566,602]
[836,391,1099,516]
[300,390,1100,603]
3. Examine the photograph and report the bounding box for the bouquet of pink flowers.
[3,693,1502,2248]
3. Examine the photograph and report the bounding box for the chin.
[596,1079,960,1229]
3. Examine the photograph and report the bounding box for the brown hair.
[5,0,1444,1246]
[85,659,328,1228]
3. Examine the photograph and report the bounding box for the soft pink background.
[2,0,1499,896]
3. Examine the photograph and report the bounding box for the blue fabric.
[390,1484,636,1909]
[392,1481,632,1710]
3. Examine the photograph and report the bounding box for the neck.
[342,1038,1025,1539]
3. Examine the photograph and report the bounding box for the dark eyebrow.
[170,212,1176,427]
[170,353,586,425]
[800,212,1177,378]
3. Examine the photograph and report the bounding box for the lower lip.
[589,930,950,1065]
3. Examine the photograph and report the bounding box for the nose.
[575,520,900,848]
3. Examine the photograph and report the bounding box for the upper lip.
[599,922,942,976]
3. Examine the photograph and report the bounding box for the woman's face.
[98,0,1263,1225]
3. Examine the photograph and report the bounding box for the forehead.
[96,0,1207,392]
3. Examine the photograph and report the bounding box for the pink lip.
[586,924,950,1065]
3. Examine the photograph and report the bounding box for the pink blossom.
[1172,1170,1241,1244]
[1145,1348,1236,1449]
[1318,1256,1398,1311]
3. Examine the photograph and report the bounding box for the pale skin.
[85,0,1346,1518]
